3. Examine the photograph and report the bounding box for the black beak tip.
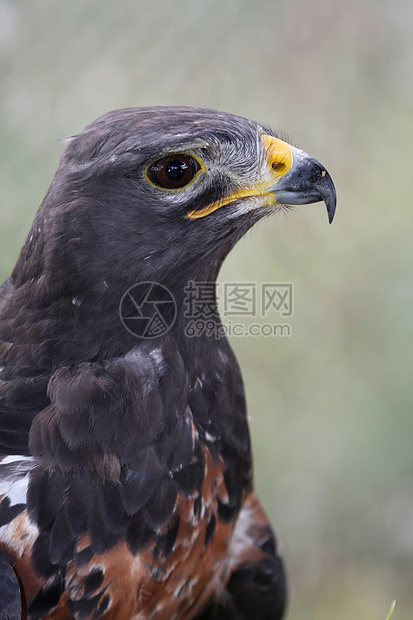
[327,196,336,224]
[319,168,337,224]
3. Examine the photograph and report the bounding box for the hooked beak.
[262,134,336,224]
[271,146,337,224]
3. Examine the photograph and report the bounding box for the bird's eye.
[147,154,201,190]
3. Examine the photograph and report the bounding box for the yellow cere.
[261,134,293,178]
[187,134,293,220]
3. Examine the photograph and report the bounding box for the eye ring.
[146,154,202,190]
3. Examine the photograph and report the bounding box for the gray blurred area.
[0,0,412,618]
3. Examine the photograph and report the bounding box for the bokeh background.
[1,1,412,618]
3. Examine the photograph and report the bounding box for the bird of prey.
[0,107,336,619]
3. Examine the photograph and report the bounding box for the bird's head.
[11,107,336,353]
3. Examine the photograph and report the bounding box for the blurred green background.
[0,0,412,618]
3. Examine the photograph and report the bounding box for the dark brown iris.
[147,154,200,189]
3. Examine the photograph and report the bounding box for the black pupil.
[166,160,187,180]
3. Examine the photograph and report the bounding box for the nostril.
[272,162,287,174]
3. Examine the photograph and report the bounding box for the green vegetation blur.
[0,1,412,617]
